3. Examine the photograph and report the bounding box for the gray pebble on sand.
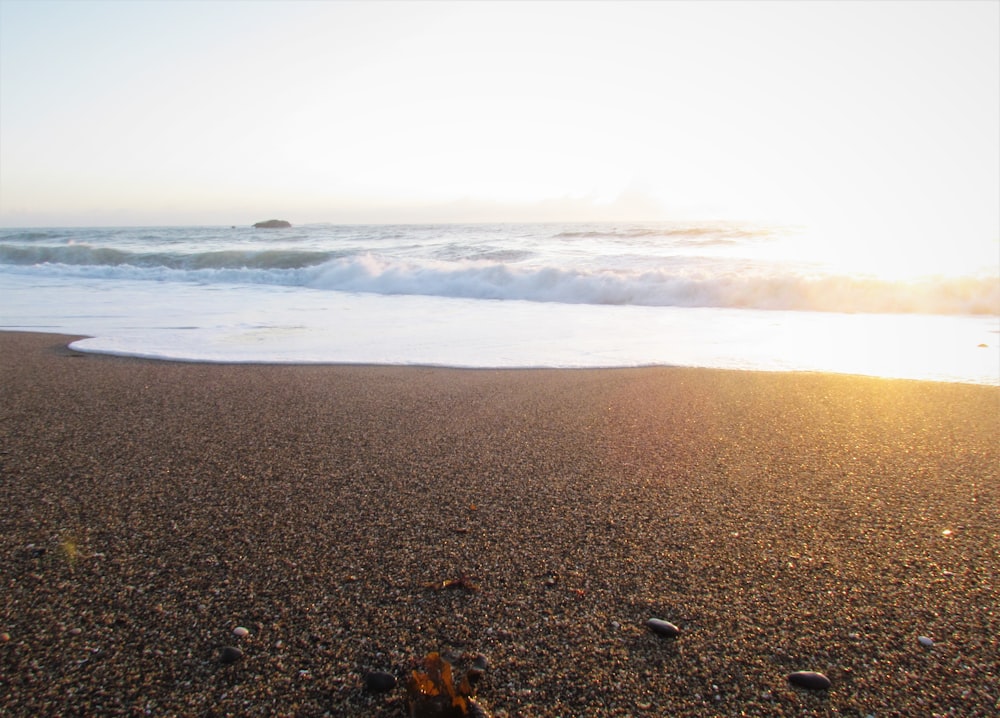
[646,618,681,637]
[218,646,243,665]
[364,671,397,693]
[787,671,832,690]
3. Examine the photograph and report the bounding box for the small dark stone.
[787,671,832,690]
[25,544,46,559]
[218,646,243,664]
[364,670,397,693]
[467,667,485,685]
[471,653,490,672]
[646,618,680,637]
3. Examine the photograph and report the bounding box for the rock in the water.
[219,646,243,664]
[253,219,291,228]
[364,670,397,693]
[787,671,832,690]
[646,618,680,637]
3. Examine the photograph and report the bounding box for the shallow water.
[1,223,997,384]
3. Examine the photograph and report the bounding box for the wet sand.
[1,331,997,716]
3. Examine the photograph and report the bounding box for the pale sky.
[1,1,998,250]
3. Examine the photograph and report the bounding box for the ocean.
[1,222,997,384]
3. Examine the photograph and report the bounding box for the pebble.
[364,670,397,693]
[218,646,243,664]
[645,618,680,637]
[233,626,249,638]
[787,671,832,690]
[466,653,490,686]
[918,635,935,647]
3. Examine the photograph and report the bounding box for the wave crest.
[3,240,996,316]
[307,255,998,315]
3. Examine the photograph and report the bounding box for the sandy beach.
[1,331,997,716]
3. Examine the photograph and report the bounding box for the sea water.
[1,223,997,384]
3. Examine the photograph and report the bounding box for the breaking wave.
[2,228,996,316]
[304,255,999,315]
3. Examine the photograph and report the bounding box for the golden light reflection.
[779,223,999,283]
[758,311,999,384]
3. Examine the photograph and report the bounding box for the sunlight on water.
[778,222,1000,283]
[1,223,997,384]
[759,311,999,384]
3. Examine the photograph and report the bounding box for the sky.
[1,1,998,257]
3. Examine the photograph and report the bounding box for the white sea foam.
[1,223,997,383]
[1,240,996,315]
[303,254,998,315]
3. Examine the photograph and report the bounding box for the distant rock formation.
[253,219,291,229]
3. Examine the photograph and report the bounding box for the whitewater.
[1,222,997,384]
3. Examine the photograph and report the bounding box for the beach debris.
[363,670,398,693]
[423,574,480,593]
[787,671,832,690]
[645,618,681,638]
[233,626,250,638]
[918,635,935,647]
[218,646,243,665]
[406,651,491,717]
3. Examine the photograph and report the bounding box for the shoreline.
[2,331,998,716]
[58,330,1000,388]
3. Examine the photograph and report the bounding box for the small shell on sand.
[645,618,680,637]
[233,626,249,638]
[918,635,934,647]
[787,671,832,690]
